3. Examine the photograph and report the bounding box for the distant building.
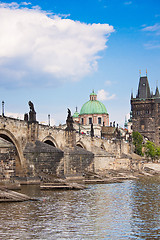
[72,107,79,123]
[127,111,133,134]
[131,75,160,145]
[72,90,109,136]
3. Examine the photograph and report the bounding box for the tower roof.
[137,76,151,99]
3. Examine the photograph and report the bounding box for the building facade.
[131,76,160,145]
[73,91,109,136]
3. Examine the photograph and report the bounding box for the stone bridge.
[0,115,132,182]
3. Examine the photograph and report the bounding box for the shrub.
[132,131,143,156]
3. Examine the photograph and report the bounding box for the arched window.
[98,117,101,124]
[89,118,92,124]
[81,118,84,125]
[140,120,145,130]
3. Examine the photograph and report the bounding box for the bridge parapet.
[76,132,131,157]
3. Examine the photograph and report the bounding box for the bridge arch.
[0,129,25,174]
[76,141,86,149]
[42,136,58,148]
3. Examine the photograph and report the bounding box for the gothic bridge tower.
[131,75,160,145]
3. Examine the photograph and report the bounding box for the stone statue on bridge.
[66,108,74,131]
[29,101,35,112]
[67,108,71,119]
[28,101,37,123]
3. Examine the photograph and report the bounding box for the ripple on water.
[0,178,160,239]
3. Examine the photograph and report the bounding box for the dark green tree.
[144,141,160,161]
[132,131,143,156]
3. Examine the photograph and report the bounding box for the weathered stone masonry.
[131,76,160,145]
[0,114,132,182]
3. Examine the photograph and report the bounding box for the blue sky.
[0,0,160,126]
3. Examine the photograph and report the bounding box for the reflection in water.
[131,177,160,239]
[0,178,159,239]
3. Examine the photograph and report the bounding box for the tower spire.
[155,82,160,98]
[146,68,147,76]
[139,69,141,77]
[131,89,133,99]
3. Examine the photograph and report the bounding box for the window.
[81,118,84,125]
[89,118,92,124]
[140,120,145,130]
[98,117,101,124]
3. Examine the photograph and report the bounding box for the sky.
[0,0,160,126]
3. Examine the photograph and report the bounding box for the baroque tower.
[131,75,160,145]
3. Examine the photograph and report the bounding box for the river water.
[0,177,160,240]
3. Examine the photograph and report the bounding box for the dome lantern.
[90,90,97,101]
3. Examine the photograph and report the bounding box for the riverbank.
[0,162,160,191]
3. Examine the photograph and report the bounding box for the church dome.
[79,91,108,115]
[73,110,79,118]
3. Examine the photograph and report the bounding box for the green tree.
[155,146,160,159]
[144,141,160,161]
[132,131,143,156]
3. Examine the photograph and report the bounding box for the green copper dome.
[73,111,79,118]
[80,100,108,115]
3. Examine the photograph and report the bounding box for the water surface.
[0,177,160,239]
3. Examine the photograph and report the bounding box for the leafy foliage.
[144,141,160,161]
[132,131,143,156]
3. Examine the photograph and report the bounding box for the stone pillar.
[65,130,76,148]
[29,111,36,122]
[27,122,39,142]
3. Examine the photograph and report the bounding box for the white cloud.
[0,2,114,88]
[97,89,116,101]
[105,80,112,86]
[124,1,132,5]
[144,41,160,49]
[142,23,160,35]
[142,24,160,49]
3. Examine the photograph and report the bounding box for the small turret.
[154,86,160,98]
[124,116,128,129]
[90,90,97,101]
[131,89,133,99]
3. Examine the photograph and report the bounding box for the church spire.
[155,86,160,98]
[131,89,133,99]
[124,116,128,129]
